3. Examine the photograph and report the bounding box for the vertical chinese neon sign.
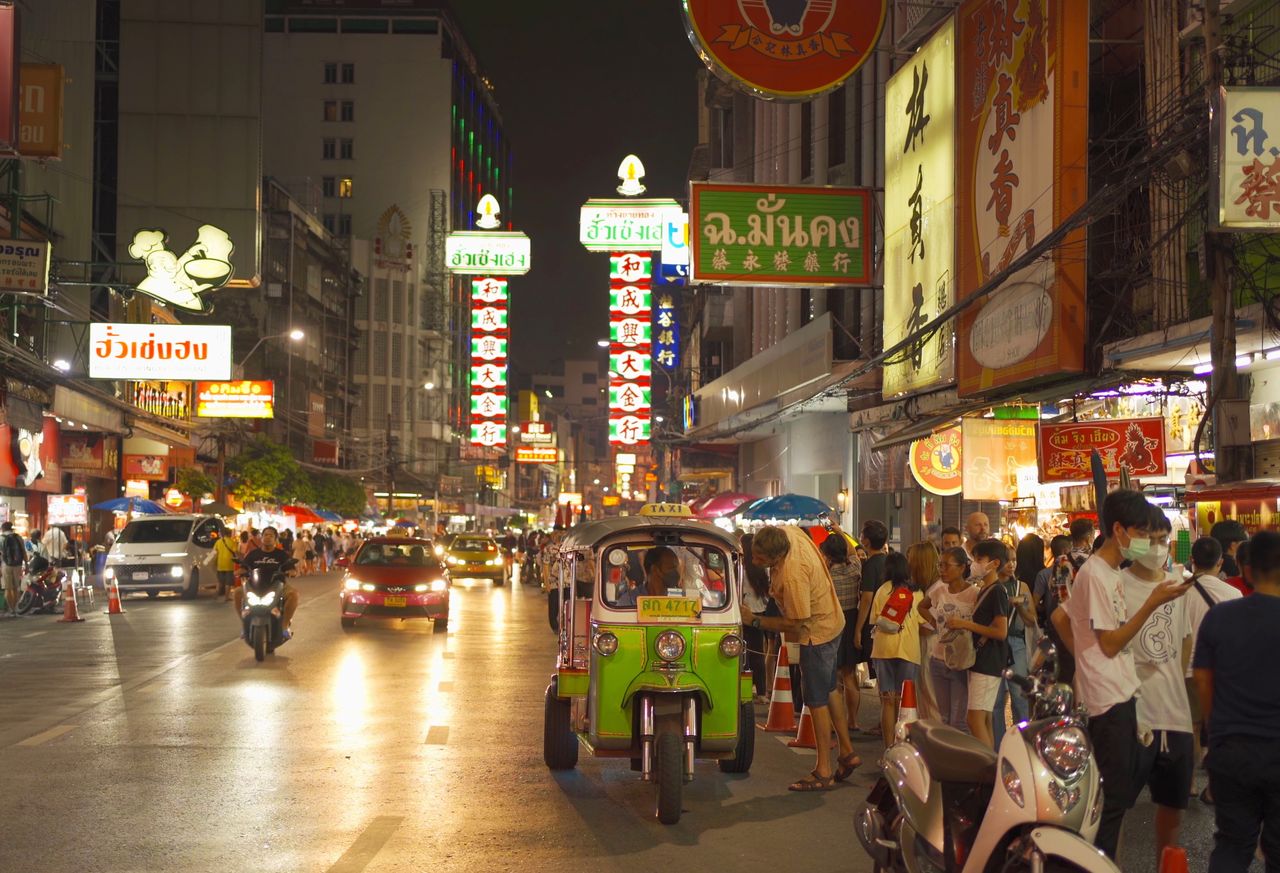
[609,253,652,445]
[469,277,508,446]
[653,292,679,371]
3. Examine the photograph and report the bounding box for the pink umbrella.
[696,492,758,519]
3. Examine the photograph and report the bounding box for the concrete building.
[261,1,513,502]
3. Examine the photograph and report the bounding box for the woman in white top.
[919,546,980,731]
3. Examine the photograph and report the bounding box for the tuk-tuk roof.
[558,516,740,552]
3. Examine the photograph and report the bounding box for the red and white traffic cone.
[758,643,798,733]
[894,679,919,738]
[104,578,125,615]
[1159,847,1189,873]
[57,575,84,623]
[788,705,819,749]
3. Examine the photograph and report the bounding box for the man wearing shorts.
[2,521,26,615]
[747,524,858,791]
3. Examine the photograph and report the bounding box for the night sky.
[450,1,703,383]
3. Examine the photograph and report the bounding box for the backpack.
[2,532,23,566]
[942,583,1004,671]
[874,585,915,634]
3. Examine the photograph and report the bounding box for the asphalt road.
[0,571,1243,872]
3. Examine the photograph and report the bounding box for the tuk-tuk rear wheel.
[543,678,578,770]
[718,702,755,773]
[655,731,683,825]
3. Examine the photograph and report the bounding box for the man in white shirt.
[1122,507,1195,867]
[42,525,69,565]
[1052,489,1191,859]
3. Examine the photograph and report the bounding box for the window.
[323,62,338,83]
[373,278,389,321]
[828,86,846,168]
[371,384,387,419]
[341,63,355,83]
[711,106,734,168]
[322,138,336,160]
[582,372,597,384]
[800,100,813,178]
[581,397,597,406]
[340,138,354,160]
[323,100,338,122]
[338,177,353,198]
[392,280,404,321]
[322,213,336,233]
[341,100,354,122]
[337,214,352,236]
[391,333,403,373]
[371,330,387,375]
[391,386,403,418]
[322,176,335,198]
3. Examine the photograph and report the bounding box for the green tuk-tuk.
[542,504,754,824]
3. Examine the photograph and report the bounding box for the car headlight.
[489,557,502,566]
[343,578,361,591]
[1001,758,1024,808]
[429,578,448,592]
[433,544,445,556]
[447,555,461,564]
[593,631,619,656]
[655,630,686,662]
[414,583,429,592]
[169,565,184,578]
[245,590,277,607]
[719,634,744,658]
[361,583,376,592]
[104,567,114,579]
[1038,726,1091,782]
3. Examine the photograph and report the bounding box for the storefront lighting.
[1266,349,1280,362]
[52,359,70,372]
[1236,354,1253,368]
[1193,363,1213,375]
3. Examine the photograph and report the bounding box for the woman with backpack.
[869,551,925,743]
[920,546,979,732]
[947,538,1012,748]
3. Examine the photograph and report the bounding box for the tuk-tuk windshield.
[600,542,730,611]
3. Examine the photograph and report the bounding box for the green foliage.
[174,466,216,502]
[228,435,298,505]
[312,473,367,518]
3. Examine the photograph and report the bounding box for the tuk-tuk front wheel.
[718,702,755,774]
[543,677,578,770]
[655,731,683,825]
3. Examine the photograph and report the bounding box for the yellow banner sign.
[636,596,702,624]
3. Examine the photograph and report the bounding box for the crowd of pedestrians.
[740,494,1278,871]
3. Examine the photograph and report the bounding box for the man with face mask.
[1053,489,1191,859]
[641,546,681,598]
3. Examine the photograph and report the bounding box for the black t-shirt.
[241,547,291,584]
[860,553,886,596]
[971,583,1012,677]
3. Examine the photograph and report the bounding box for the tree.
[228,435,300,505]
[312,473,367,518]
[174,466,216,503]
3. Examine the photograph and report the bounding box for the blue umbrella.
[315,509,344,523]
[741,493,832,521]
[91,497,168,515]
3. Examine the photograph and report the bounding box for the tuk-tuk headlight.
[593,631,619,656]
[719,634,744,658]
[655,630,685,662]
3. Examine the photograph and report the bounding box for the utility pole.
[1204,0,1250,484]
[385,411,396,517]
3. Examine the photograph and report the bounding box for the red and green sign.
[909,427,962,496]
[689,183,872,286]
[1038,418,1167,482]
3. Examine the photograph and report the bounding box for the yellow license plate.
[383,596,407,608]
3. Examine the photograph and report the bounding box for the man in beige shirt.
[746,524,859,790]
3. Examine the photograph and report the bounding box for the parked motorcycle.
[17,564,66,615]
[856,638,1117,873]
[240,557,297,662]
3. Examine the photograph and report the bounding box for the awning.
[314,509,344,522]
[52,386,124,434]
[283,504,324,524]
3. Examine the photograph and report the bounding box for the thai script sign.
[515,446,558,464]
[580,199,680,253]
[19,63,63,160]
[682,0,887,100]
[909,425,962,496]
[689,183,872,286]
[955,0,1087,396]
[1216,87,1280,229]
[1039,417,1167,483]
[195,380,275,419]
[47,494,87,526]
[0,240,50,296]
[960,417,1037,501]
[89,323,232,381]
[883,19,954,397]
[445,231,531,275]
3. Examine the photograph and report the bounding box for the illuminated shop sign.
[469,277,508,447]
[446,232,531,276]
[195,380,275,419]
[89,323,232,381]
[127,224,234,312]
[653,292,679,369]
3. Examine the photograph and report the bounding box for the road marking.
[437,681,453,692]
[325,815,403,873]
[442,651,455,659]
[21,631,46,638]
[424,725,449,745]
[17,724,74,747]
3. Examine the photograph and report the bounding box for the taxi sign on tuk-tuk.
[636,595,702,624]
[638,502,692,518]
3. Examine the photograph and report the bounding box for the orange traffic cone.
[57,575,84,623]
[758,643,798,732]
[104,578,125,615]
[1159,847,1189,873]
[893,679,919,741]
[788,705,819,748]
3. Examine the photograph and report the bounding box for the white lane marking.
[21,631,46,638]
[17,724,75,747]
[325,816,404,873]
[424,725,450,745]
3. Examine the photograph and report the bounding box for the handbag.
[941,583,1002,671]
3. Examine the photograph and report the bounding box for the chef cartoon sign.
[128,224,234,312]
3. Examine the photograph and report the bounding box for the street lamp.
[237,329,305,368]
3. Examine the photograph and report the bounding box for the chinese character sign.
[609,253,653,445]
[883,18,955,398]
[1218,88,1280,229]
[470,277,509,447]
[961,417,1037,501]
[1038,418,1167,482]
[955,0,1087,396]
[653,293,680,370]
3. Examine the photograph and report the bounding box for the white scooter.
[855,639,1120,873]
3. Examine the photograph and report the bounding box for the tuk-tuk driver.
[616,546,681,608]
[747,524,860,790]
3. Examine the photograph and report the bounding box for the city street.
[0,573,1226,873]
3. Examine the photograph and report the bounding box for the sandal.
[834,753,862,782]
[789,770,835,792]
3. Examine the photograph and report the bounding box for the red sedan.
[340,537,450,632]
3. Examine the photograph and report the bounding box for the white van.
[104,514,228,598]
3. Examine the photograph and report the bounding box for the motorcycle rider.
[233,526,299,634]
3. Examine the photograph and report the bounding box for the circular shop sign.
[683,0,888,100]
[909,426,962,496]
